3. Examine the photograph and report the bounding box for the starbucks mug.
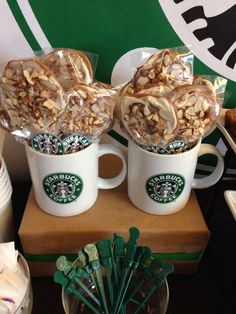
[128,139,224,215]
[25,143,127,217]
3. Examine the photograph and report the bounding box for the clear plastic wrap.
[171,75,228,144]
[117,46,193,97]
[117,94,178,147]
[41,48,97,91]
[59,83,117,140]
[116,47,228,152]
[0,48,118,154]
[170,85,218,144]
[192,74,228,108]
[133,46,194,93]
[0,58,66,137]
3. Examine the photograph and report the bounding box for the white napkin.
[0,242,17,271]
[0,242,29,313]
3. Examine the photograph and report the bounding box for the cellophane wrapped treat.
[116,46,228,152]
[0,58,66,137]
[118,95,178,147]
[133,46,193,93]
[59,83,117,139]
[0,48,118,154]
[41,48,95,90]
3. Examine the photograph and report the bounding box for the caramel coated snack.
[192,75,216,97]
[1,59,66,132]
[0,109,12,131]
[225,109,236,140]
[133,48,192,92]
[60,84,116,138]
[119,81,134,96]
[119,81,172,98]
[136,84,172,97]
[119,95,178,146]
[42,48,93,90]
[171,86,216,142]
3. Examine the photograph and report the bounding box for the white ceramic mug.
[128,139,224,215]
[25,143,127,217]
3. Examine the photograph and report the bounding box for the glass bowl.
[62,278,169,314]
[15,252,33,314]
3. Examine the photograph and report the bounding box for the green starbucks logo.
[165,140,190,154]
[31,133,64,155]
[62,134,91,154]
[43,172,83,203]
[146,173,185,203]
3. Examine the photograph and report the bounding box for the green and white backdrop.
[1,0,236,180]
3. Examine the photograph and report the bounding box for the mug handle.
[192,144,224,189]
[97,144,127,189]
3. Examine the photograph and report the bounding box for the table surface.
[12,178,236,314]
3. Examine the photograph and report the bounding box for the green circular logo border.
[43,172,83,204]
[145,173,185,204]
[31,133,64,155]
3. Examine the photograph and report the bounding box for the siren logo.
[159,0,236,82]
[146,173,185,203]
[165,140,190,154]
[32,133,64,155]
[62,134,90,154]
[43,172,83,204]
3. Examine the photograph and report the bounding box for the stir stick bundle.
[54,227,174,313]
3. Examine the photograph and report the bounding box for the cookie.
[171,85,217,142]
[42,48,93,90]
[60,83,116,138]
[225,109,236,140]
[119,95,178,146]
[192,75,216,97]
[1,59,66,132]
[133,48,193,92]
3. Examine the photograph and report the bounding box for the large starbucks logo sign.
[159,0,236,82]
[146,173,185,203]
[43,173,83,204]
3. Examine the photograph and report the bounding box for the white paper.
[0,242,29,313]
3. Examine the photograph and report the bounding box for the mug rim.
[128,138,202,157]
[25,141,98,159]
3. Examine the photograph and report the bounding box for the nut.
[119,95,178,146]
[42,48,94,90]
[133,48,193,92]
[59,83,116,138]
[0,58,66,132]
[171,85,216,142]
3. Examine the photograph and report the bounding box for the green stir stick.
[124,246,151,298]
[124,256,162,306]
[133,263,174,314]
[116,246,145,314]
[78,249,100,296]
[56,256,101,307]
[54,271,100,314]
[113,227,140,314]
[84,243,110,314]
[113,234,125,287]
[96,239,114,307]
